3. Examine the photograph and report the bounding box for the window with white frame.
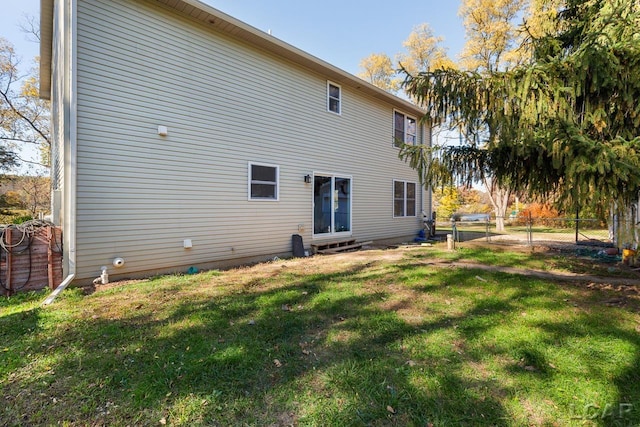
[327,82,341,114]
[393,111,417,147]
[249,162,279,200]
[393,180,417,217]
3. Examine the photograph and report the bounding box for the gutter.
[42,0,78,306]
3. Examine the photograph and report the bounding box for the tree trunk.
[483,178,511,232]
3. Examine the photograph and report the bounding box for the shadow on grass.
[1,259,640,426]
[401,246,537,270]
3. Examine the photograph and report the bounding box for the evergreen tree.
[399,0,640,216]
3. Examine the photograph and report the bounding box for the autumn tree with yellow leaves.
[357,53,400,94]
[0,37,50,169]
[397,23,456,75]
[458,0,528,72]
[358,23,455,94]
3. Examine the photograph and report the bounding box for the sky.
[204,0,467,74]
[1,0,466,77]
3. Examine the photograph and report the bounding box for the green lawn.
[1,245,639,426]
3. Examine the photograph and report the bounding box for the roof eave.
[39,0,54,100]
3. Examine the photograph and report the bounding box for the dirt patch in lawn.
[92,243,640,303]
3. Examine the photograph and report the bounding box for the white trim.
[312,172,353,239]
[327,81,342,115]
[392,179,417,218]
[70,0,78,276]
[44,0,77,305]
[248,161,280,201]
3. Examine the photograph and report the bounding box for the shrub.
[516,203,561,227]
[11,215,33,224]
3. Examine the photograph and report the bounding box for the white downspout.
[43,0,77,306]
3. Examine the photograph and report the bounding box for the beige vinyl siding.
[73,0,425,281]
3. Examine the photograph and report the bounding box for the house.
[40,0,431,285]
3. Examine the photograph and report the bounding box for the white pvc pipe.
[42,273,75,306]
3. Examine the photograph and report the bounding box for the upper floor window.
[393,111,417,147]
[249,162,279,201]
[327,82,341,115]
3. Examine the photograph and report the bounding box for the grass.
[1,244,640,426]
[412,243,636,279]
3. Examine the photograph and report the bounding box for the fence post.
[5,228,12,296]
[527,212,533,246]
[486,218,490,242]
[447,233,455,250]
[451,219,458,242]
[47,227,54,290]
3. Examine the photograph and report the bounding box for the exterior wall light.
[304,174,311,183]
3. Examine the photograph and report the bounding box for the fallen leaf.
[159,417,167,425]
[386,405,396,414]
[273,359,282,368]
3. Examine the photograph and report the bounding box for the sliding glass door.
[313,174,351,236]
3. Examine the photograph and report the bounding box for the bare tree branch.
[18,14,41,43]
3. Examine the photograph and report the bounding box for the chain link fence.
[438,215,638,249]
